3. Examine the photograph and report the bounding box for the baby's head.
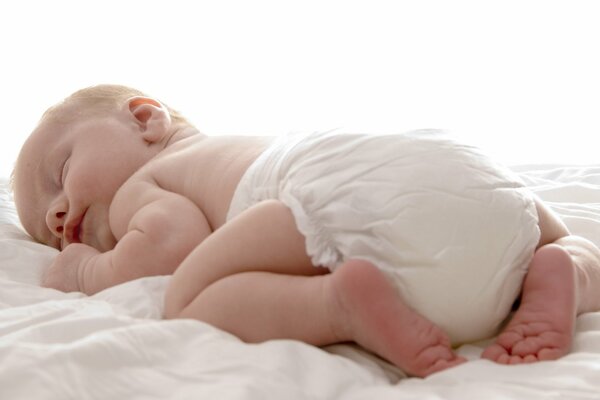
[13,84,197,251]
[39,84,191,129]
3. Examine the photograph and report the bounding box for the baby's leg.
[483,197,600,364]
[164,200,465,377]
[174,259,465,377]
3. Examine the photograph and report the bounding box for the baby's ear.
[125,96,172,143]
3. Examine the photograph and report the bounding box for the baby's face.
[14,111,157,251]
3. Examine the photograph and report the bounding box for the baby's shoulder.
[107,136,220,225]
[107,168,162,238]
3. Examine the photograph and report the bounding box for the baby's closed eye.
[59,157,70,187]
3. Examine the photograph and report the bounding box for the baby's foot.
[329,259,466,377]
[482,244,576,364]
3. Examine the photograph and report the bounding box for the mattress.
[1,164,600,399]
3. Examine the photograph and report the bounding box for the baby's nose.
[47,210,66,238]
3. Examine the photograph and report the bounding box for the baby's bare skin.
[121,134,274,236]
[13,89,600,377]
[14,101,274,293]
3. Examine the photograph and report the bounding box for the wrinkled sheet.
[1,165,600,400]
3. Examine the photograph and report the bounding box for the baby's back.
[111,134,274,235]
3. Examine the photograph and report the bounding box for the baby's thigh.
[534,195,570,248]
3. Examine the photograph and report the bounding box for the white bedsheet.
[1,165,600,400]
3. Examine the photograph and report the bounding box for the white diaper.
[227,130,540,345]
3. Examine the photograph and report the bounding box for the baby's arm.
[164,199,320,318]
[44,192,212,295]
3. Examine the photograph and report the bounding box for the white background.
[1,0,600,179]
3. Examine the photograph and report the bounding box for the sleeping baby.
[12,84,600,377]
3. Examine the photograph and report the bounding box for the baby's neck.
[164,125,203,149]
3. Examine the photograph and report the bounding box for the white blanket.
[1,165,600,400]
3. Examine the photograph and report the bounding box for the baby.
[12,85,600,378]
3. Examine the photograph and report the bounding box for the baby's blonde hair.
[41,84,192,127]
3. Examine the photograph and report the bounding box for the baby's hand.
[42,243,100,293]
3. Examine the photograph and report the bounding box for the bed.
[1,164,600,400]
